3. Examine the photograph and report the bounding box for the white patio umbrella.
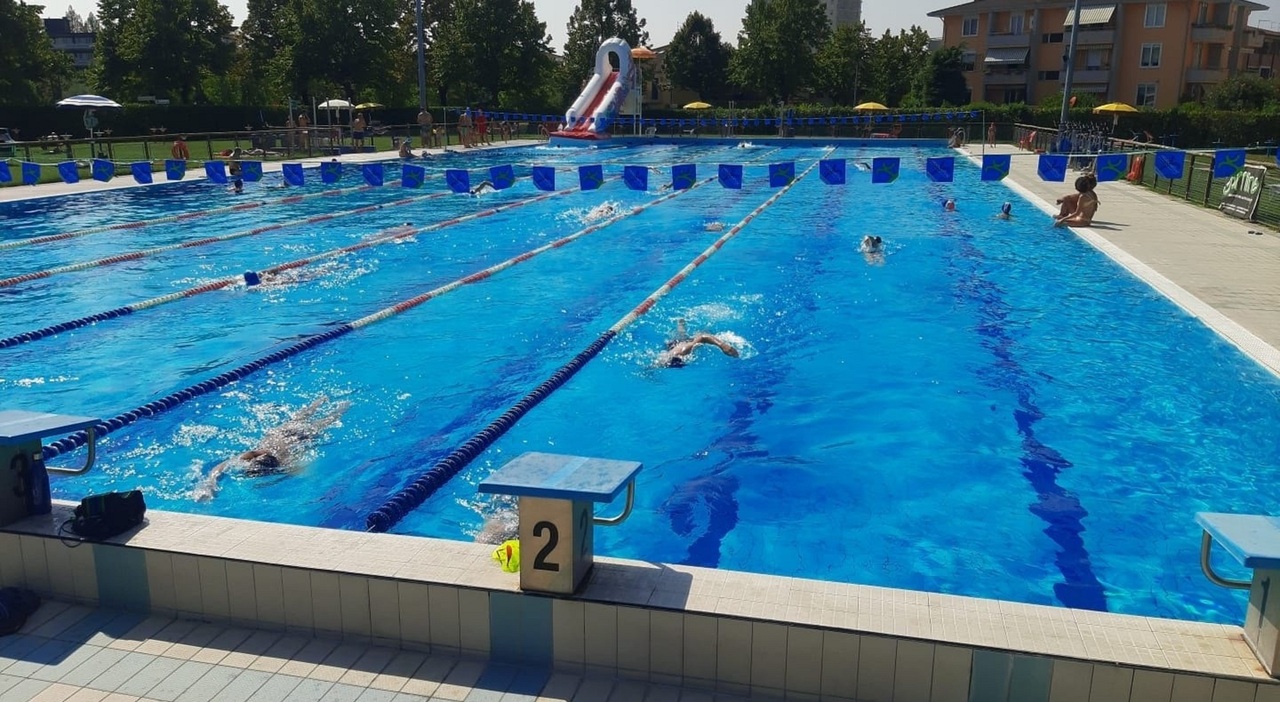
[317,99,353,141]
[56,94,123,146]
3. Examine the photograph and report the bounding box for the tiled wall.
[1,528,1277,702]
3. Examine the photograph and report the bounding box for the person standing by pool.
[458,109,473,148]
[987,122,997,146]
[194,396,351,501]
[475,109,489,146]
[352,113,367,149]
[171,135,190,160]
[228,147,244,193]
[418,108,436,148]
[297,112,310,147]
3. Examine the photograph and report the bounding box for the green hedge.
[5,102,1279,148]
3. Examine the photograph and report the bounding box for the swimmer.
[854,161,872,172]
[469,180,496,196]
[194,396,350,501]
[996,202,1013,220]
[860,235,885,266]
[585,202,619,221]
[943,199,956,212]
[704,222,726,232]
[476,510,519,544]
[656,319,741,368]
[231,180,243,195]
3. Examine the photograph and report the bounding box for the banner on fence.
[1219,164,1266,221]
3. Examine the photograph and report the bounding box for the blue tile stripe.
[923,163,1108,612]
[489,592,552,666]
[93,544,151,612]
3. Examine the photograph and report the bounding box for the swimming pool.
[3,143,1278,624]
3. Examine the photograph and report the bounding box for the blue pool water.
[3,143,1278,623]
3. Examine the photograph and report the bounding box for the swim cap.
[1001,202,1012,214]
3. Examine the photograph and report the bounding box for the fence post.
[206,137,214,161]
[143,138,151,162]
[1204,155,1214,205]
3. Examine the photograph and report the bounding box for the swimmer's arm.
[195,459,235,501]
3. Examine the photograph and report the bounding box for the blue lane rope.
[41,324,355,460]
[0,306,135,349]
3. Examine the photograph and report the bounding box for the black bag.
[68,490,146,540]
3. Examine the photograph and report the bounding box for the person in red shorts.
[475,109,489,146]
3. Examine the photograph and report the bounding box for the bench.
[1196,512,1280,676]
[0,410,100,527]
[479,452,641,594]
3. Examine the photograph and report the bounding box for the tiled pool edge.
[0,505,1274,702]
[958,147,1280,380]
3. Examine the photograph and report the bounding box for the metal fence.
[1011,123,1280,229]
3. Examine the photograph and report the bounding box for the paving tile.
[209,668,272,701]
[65,689,109,702]
[57,648,129,687]
[178,664,243,702]
[28,681,82,701]
[355,688,401,702]
[86,651,157,692]
[6,678,56,701]
[318,682,368,702]
[146,660,214,701]
[6,638,81,679]
[32,642,105,683]
[114,655,183,697]
[245,673,304,702]
[280,678,336,702]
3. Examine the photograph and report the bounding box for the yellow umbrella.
[854,102,889,112]
[1093,101,1139,128]
[1093,102,1138,114]
[683,101,712,110]
[354,102,384,110]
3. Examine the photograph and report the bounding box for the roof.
[928,1,984,18]
[985,47,1029,63]
[1064,5,1116,26]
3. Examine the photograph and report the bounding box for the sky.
[42,0,1280,43]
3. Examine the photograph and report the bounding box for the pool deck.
[958,143,1280,377]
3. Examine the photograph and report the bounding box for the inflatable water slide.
[548,38,635,146]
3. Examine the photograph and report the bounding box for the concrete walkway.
[0,600,743,702]
[961,143,1280,376]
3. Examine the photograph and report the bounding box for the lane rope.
[364,148,835,532]
[0,180,589,349]
[0,181,377,252]
[0,189,460,290]
[37,177,710,461]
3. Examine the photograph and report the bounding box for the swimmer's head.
[1001,202,1012,215]
[247,452,280,471]
[944,199,956,211]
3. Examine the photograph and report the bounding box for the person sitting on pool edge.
[194,395,351,501]
[398,140,415,159]
[1055,175,1099,228]
[657,319,741,368]
[1055,175,1097,218]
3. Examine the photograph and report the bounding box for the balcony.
[1191,24,1233,43]
[1242,32,1265,49]
[1073,29,1115,45]
[1062,68,1112,83]
[985,70,1028,85]
[986,32,1030,48]
[1186,67,1228,82]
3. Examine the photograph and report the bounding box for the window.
[1086,49,1105,70]
[1042,32,1064,43]
[961,52,977,71]
[1010,14,1024,34]
[1038,70,1061,80]
[1145,3,1167,27]
[1136,83,1157,106]
[1141,43,1162,67]
[963,16,979,36]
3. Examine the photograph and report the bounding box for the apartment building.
[928,0,1268,107]
[43,18,95,70]
[1240,24,1280,76]
[824,0,864,28]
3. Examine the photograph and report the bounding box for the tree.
[0,0,73,104]
[562,0,647,101]
[289,0,404,101]
[731,0,830,103]
[817,22,871,105]
[64,5,87,31]
[89,0,235,103]
[428,0,553,107]
[665,12,731,101]
[239,0,298,104]
[911,45,969,106]
[868,26,931,107]
[1203,75,1279,110]
[86,12,99,32]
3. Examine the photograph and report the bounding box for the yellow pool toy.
[493,539,520,573]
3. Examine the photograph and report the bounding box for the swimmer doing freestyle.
[656,319,740,368]
[194,395,350,501]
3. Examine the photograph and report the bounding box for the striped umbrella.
[56,95,123,109]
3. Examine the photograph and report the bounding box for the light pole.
[1059,0,1084,128]
[415,0,427,112]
